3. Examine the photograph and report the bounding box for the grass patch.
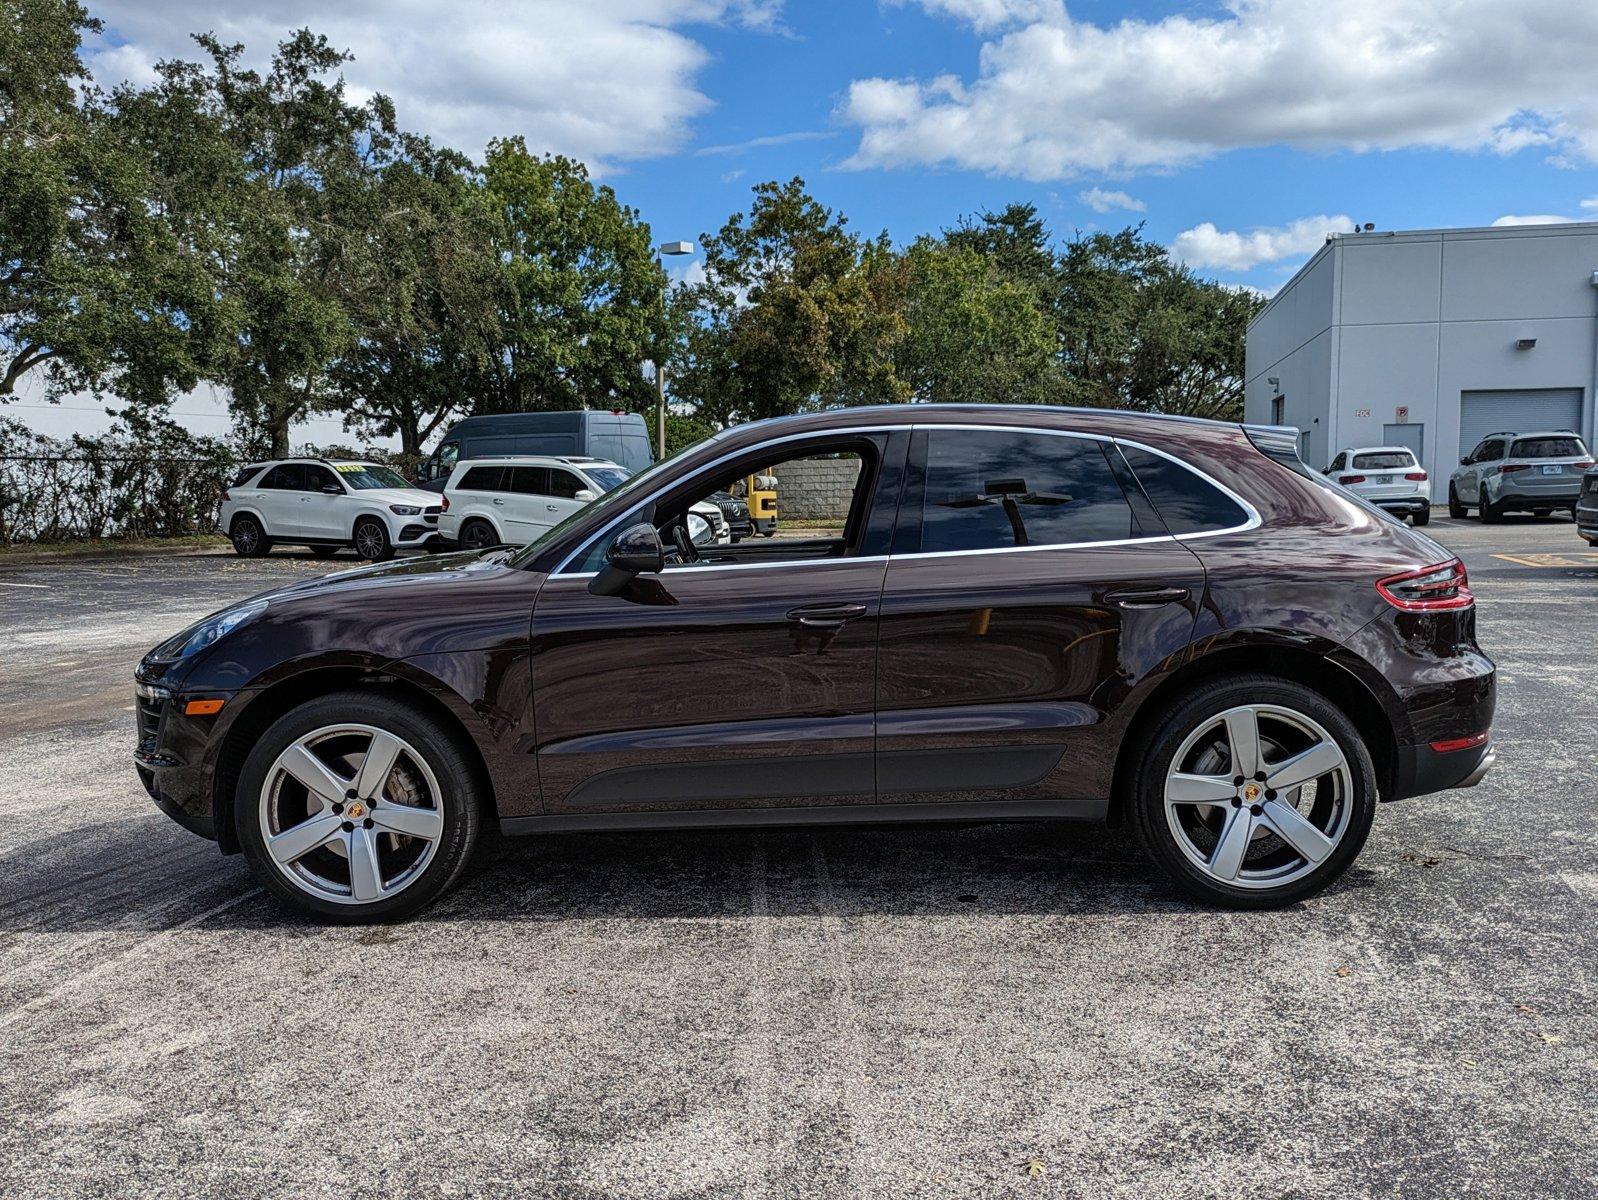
[0,534,228,562]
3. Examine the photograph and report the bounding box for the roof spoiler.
[1243,423,1304,464]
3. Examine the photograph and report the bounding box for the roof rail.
[1484,430,1517,438]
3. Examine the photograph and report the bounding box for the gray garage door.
[1458,389,1583,456]
[1382,423,1424,459]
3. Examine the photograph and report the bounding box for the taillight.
[1404,471,1427,481]
[1574,460,1595,470]
[221,489,231,502]
[1376,559,1473,612]
[441,494,450,512]
[1340,474,1366,485]
[1498,463,1530,474]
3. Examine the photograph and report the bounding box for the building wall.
[1247,223,1598,499]
[771,456,859,521]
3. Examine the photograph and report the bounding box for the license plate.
[1540,464,1563,475]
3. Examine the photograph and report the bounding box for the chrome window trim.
[552,420,1260,578]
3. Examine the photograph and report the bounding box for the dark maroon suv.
[134,405,1496,921]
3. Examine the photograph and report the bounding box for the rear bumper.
[1575,497,1598,541]
[1391,739,1495,801]
[1373,497,1428,516]
[1496,484,1580,508]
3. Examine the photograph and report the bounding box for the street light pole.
[655,240,694,460]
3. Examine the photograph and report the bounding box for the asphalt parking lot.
[1,517,1595,1199]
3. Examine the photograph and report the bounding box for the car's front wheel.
[353,517,394,561]
[1129,676,1377,909]
[236,691,482,923]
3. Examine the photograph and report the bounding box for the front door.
[529,432,906,817]
[301,464,348,540]
[873,427,1206,812]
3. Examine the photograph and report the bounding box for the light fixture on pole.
[655,240,695,458]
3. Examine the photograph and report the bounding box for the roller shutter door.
[1458,389,1583,456]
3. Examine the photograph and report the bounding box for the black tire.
[1128,675,1378,910]
[353,517,394,561]
[1447,484,1467,519]
[1412,506,1430,526]
[1478,486,1501,524]
[235,690,483,923]
[310,545,341,559]
[459,519,497,552]
[230,514,272,557]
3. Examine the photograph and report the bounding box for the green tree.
[1,0,225,405]
[478,140,665,414]
[673,177,906,428]
[329,136,504,458]
[877,239,1058,406]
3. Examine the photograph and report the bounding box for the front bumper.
[133,679,223,841]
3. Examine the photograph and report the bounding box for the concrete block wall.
[773,456,859,521]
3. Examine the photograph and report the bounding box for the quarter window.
[1117,446,1249,536]
[907,430,1134,553]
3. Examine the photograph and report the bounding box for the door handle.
[492,498,505,505]
[546,504,559,511]
[1104,586,1190,609]
[786,602,868,629]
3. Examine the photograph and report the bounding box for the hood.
[252,547,515,604]
[354,486,438,508]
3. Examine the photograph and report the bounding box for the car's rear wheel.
[236,691,482,923]
[1478,486,1501,523]
[230,514,272,557]
[353,517,394,561]
[1129,676,1377,909]
[1412,506,1431,526]
[459,519,497,552]
[1447,483,1467,519]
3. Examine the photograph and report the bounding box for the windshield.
[1352,452,1415,470]
[335,463,412,490]
[584,465,632,492]
[1510,436,1587,459]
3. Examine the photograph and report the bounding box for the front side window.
[547,469,585,499]
[1511,436,1587,459]
[906,430,1134,554]
[1351,452,1415,470]
[1118,445,1249,536]
[304,466,343,493]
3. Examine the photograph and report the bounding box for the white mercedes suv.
[220,460,442,561]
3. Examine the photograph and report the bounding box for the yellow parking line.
[1491,552,1598,567]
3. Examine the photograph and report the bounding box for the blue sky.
[16,0,1598,442]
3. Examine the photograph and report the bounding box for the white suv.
[1323,446,1431,525]
[439,455,730,551]
[220,460,442,561]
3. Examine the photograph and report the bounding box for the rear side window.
[1119,445,1249,535]
[905,430,1134,553]
[1511,436,1587,459]
[459,466,506,491]
[1351,452,1415,470]
[260,464,305,490]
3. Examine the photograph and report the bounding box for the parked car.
[137,405,1495,922]
[704,489,754,542]
[1576,467,1598,546]
[1448,431,1593,522]
[438,455,726,551]
[415,411,654,492]
[219,460,442,562]
[1324,446,1431,524]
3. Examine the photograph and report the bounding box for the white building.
[1244,221,1598,499]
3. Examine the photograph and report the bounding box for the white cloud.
[844,0,1598,180]
[1491,214,1578,227]
[1581,197,1598,211]
[888,0,1062,33]
[695,130,834,156]
[86,1,784,171]
[1079,187,1145,214]
[1170,214,1352,272]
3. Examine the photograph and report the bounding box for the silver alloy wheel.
[234,520,259,552]
[1163,703,1353,890]
[355,521,386,559]
[258,723,445,906]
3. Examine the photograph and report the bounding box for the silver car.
[1448,430,1593,523]
[1576,468,1598,546]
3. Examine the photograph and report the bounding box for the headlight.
[154,600,267,660]
[389,504,421,515]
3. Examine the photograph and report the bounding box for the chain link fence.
[0,453,236,544]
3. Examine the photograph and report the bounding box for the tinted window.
[1119,445,1249,535]
[231,464,268,487]
[507,466,549,495]
[910,431,1133,553]
[1479,440,1505,463]
[304,466,342,492]
[459,466,506,491]
[336,463,410,490]
[1327,453,1346,472]
[260,464,305,490]
[583,465,631,492]
[547,469,584,499]
[1352,452,1415,470]
[1511,436,1587,459]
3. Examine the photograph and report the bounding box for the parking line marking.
[1490,553,1598,567]
[746,847,774,1199]
[0,581,50,589]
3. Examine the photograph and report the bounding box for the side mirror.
[1459,456,1469,466]
[572,488,596,502]
[321,483,343,495]
[588,523,664,596]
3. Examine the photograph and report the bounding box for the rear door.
[452,465,509,541]
[873,426,1207,812]
[255,464,309,536]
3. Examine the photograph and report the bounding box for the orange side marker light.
[184,699,225,716]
